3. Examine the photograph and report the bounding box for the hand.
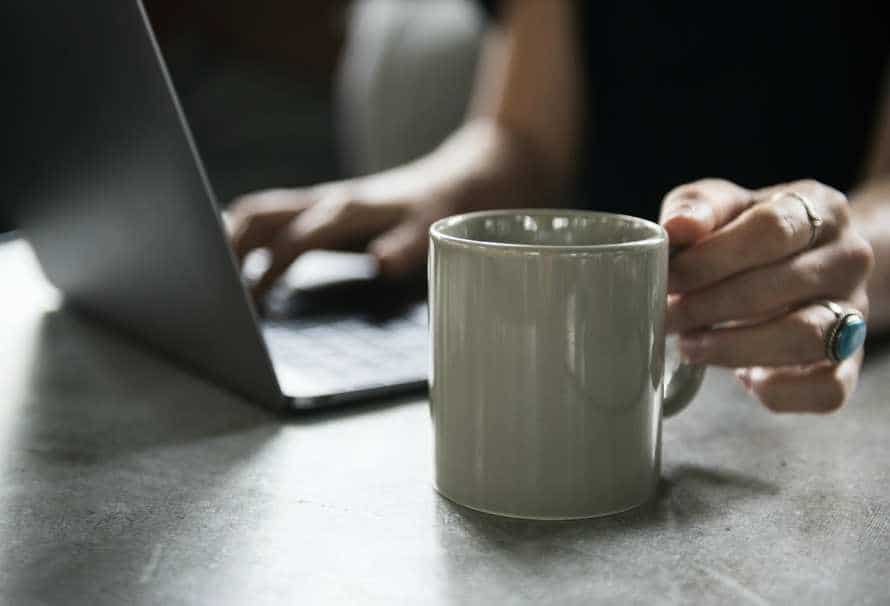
[227,173,454,300]
[660,179,874,413]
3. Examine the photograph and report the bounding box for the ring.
[818,301,867,363]
[775,191,823,248]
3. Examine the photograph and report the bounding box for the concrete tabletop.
[1,237,889,605]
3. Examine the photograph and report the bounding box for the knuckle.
[324,192,365,218]
[792,178,823,193]
[791,179,834,204]
[828,191,850,222]
[845,236,875,278]
[793,179,849,227]
[337,196,363,214]
[752,205,798,252]
[825,199,850,231]
[695,177,734,191]
[826,238,875,289]
[831,207,850,231]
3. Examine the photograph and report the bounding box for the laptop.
[6,1,428,411]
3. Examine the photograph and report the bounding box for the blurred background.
[0,0,485,234]
[147,0,484,202]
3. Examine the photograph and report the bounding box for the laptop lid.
[8,1,287,409]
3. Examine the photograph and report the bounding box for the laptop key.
[261,304,429,398]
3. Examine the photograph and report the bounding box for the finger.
[249,231,300,302]
[669,181,845,293]
[367,222,430,278]
[678,295,867,367]
[660,179,754,247]
[754,180,849,230]
[667,241,873,333]
[250,198,405,299]
[735,350,863,413]
[231,211,298,265]
[229,190,312,263]
[249,206,354,300]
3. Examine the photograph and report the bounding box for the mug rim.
[429,209,667,253]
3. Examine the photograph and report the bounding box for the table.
[1,237,888,605]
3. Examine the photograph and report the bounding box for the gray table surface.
[1,238,889,606]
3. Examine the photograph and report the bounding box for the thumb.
[660,179,754,247]
[367,221,430,278]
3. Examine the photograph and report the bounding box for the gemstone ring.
[818,300,867,363]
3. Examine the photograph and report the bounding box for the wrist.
[430,119,570,214]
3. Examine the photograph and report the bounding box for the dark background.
[1,0,350,234]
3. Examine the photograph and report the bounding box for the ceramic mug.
[428,209,705,520]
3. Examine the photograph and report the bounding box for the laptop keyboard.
[261,303,429,398]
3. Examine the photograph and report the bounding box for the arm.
[228,0,583,297]
[850,82,890,334]
[850,177,890,334]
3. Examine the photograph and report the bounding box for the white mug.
[428,210,705,519]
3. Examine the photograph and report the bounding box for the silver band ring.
[817,300,867,363]
[777,191,823,248]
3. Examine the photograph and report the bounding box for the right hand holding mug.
[660,178,874,413]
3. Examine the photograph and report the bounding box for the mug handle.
[662,347,706,418]
[662,245,706,417]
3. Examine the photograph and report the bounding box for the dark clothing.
[480,2,890,220]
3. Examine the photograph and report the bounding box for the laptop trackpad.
[254,250,425,319]
[253,250,429,400]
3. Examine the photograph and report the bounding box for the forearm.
[352,119,561,214]
[850,176,890,334]
[360,1,583,214]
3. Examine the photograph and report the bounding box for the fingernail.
[663,202,712,225]
[664,202,699,220]
[663,204,693,223]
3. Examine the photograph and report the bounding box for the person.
[227,1,890,414]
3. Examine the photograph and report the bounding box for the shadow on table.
[10,309,280,462]
[288,392,426,426]
[434,463,779,574]
[1,309,282,603]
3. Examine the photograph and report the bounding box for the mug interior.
[431,210,664,249]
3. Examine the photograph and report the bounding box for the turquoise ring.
[819,301,867,363]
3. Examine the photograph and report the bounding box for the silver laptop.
[8,0,428,411]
